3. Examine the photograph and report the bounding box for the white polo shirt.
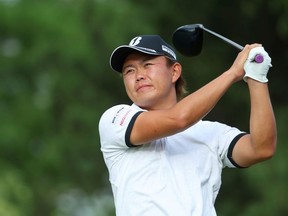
[99,104,245,216]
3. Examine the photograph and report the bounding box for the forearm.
[174,69,238,127]
[247,79,277,158]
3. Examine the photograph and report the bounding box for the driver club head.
[172,24,204,57]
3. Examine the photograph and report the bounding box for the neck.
[137,92,178,111]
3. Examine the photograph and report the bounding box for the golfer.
[99,35,277,215]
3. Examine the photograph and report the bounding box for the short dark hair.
[165,58,187,100]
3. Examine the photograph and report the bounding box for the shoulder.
[100,104,130,118]
[98,104,144,143]
[193,120,231,132]
[99,104,142,126]
[191,120,244,147]
[99,104,144,154]
[101,104,132,115]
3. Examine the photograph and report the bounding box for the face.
[122,52,181,110]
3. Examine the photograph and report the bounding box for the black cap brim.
[110,45,163,73]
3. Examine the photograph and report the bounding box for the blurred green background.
[0,0,287,215]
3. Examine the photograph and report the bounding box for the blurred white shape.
[56,189,114,216]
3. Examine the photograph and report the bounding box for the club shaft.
[202,26,243,50]
[201,26,263,63]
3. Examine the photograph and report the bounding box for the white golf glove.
[243,47,272,83]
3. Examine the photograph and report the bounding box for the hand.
[243,47,272,83]
[228,44,260,82]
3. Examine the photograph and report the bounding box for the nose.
[135,69,146,82]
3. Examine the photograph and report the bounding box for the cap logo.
[129,37,142,46]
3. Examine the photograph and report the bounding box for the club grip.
[254,54,264,63]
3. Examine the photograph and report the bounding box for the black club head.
[172,24,204,57]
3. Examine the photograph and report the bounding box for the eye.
[123,68,134,76]
[144,62,153,67]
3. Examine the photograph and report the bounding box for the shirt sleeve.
[216,123,247,168]
[226,132,248,168]
[98,104,143,162]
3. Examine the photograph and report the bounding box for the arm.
[129,45,260,145]
[231,46,277,167]
[231,80,277,167]
[130,71,236,144]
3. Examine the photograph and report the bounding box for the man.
[98,35,277,215]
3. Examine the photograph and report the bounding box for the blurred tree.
[0,0,287,215]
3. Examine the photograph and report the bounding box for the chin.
[132,94,160,110]
[134,100,151,109]
[135,99,159,110]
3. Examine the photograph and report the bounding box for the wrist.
[246,77,268,87]
[243,73,268,83]
[225,68,243,83]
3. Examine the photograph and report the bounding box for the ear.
[171,62,182,83]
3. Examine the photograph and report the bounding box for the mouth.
[136,84,153,92]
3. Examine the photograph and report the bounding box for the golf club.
[172,24,264,63]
